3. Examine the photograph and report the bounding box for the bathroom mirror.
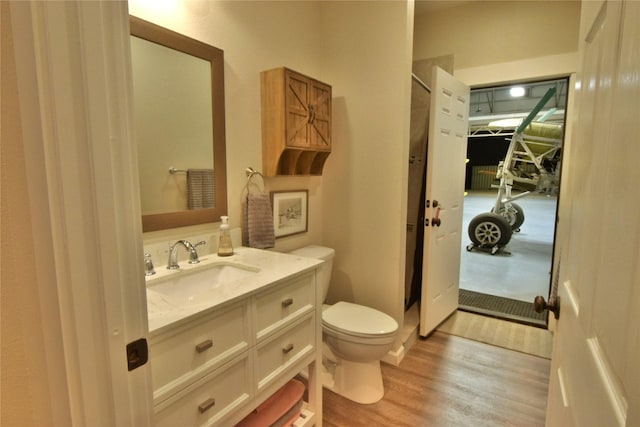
[130,16,227,232]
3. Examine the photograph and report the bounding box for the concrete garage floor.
[460,191,557,303]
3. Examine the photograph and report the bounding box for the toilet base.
[321,356,385,404]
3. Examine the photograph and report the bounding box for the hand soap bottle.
[217,216,234,257]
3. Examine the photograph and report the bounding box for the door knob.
[533,295,560,320]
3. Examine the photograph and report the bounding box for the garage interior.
[459,78,568,326]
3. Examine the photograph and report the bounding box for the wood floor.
[323,331,550,427]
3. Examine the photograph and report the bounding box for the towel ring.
[245,167,265,193]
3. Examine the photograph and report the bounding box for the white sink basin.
[147,261,260,307]
[145,246,324,333]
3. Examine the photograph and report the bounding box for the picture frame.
[271,190,308,238]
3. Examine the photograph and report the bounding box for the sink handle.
[144,253,156,276]
[188,240,206,265]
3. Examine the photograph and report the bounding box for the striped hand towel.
[243,192,275,249]
[187,169,214,209]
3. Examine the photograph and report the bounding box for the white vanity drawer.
[254,272,315,341]
[154,354,252,427]
[150,300,250,402]
[255,314,316,392]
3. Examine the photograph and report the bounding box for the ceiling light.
[510,87,526,97]
[489,118,523,128]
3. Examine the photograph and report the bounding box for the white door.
[10,2,154,425]
[420,67,469,336]
[546,1,640,426]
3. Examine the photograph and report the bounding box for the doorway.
[459,78,568,326]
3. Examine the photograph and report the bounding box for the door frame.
[460,75,573,326]
[9,2,153,425]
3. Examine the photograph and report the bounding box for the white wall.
[319,1,414,327]
[130,0,327,251]
[414,1,581,86]
[131,1,416,337]
[132,0,581,355]
[414,0,581,70]
[2,1,587,421]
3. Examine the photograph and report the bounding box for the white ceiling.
[469,78,568,128]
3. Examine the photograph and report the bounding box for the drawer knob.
[281,298,294,308]
[198,398,216,413]
[195,339,213,353]
[282,343,294,354]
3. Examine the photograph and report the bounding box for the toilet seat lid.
[322,302,398,337]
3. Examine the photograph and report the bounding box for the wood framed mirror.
[130,16,227,232]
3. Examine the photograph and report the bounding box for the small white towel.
[243,192,275,249]
[187,169,214,209]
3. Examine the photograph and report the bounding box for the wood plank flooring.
[323,331,550,426]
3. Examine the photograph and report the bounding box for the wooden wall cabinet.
[261,67,332,176]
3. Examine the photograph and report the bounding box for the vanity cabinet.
[261,67,332,176]
[148,270,321,427]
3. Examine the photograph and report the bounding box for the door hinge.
[126,338,148,371]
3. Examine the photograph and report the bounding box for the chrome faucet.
[166,240,206,270]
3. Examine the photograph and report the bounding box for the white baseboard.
[382,343,405,366]
[383,303,421,366]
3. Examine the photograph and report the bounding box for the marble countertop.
[145,246,322,335]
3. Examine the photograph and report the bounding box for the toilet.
[289,245,398,404]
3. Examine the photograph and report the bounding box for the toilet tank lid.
[323,302,398,336]
[289,245,335,261]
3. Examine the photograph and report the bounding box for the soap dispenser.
[217,216,234,256]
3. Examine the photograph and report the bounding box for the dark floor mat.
[458,289,547,328]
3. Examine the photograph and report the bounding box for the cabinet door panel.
[286,72,311,148]
[309,82,331,149]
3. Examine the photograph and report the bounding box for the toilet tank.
[289,245,334,302]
